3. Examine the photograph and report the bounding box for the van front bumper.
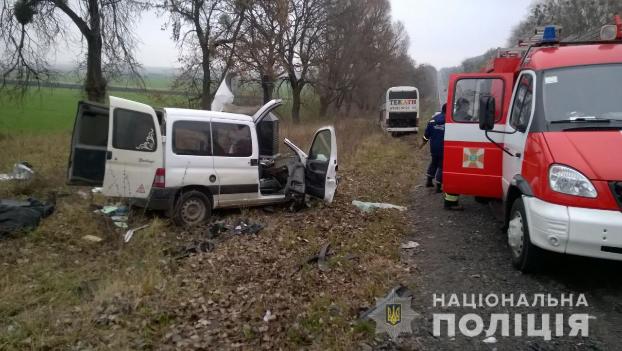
[523,196,622,260]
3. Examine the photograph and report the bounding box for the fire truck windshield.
[543,64,622,124]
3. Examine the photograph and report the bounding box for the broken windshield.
[543,64,622,123]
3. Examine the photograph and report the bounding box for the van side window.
[113,109,157,152]
[453,78,504,123]
[510,74,534,132]
[173,121,212,156]
[212,123,252,157]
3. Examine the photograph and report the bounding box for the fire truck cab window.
[510,74,534,132]
[453,78,504,123]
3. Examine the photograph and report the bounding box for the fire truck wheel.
[173,190,212,227]
[507,198,542,273]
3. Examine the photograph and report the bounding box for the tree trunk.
[84,0,106,102]
[84,36,106,102]
[291,85,302,124]
[261,74,274,104]
[201,53,212,110]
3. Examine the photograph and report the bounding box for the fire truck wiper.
[551,117,611,124]
[561,125,622,131]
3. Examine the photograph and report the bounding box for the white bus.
[379,86,419,136]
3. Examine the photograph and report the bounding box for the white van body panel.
[69,97,339,223]
[103,97,163,199]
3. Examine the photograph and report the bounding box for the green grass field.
[0,84,324,133]
[0,88,187,133]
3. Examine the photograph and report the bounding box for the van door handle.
[106,151,112,160]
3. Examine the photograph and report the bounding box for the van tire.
[173,190,212,227]
[507,198,542,273]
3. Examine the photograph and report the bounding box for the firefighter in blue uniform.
[423,104,446,193]
[422,103,463,210]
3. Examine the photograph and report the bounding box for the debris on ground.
[166,239,215,260]
[0,197,54,236]
[262,310,276,322]
[91,187,103,193]
[76,190,89,200]
[207,218,264,238]
[99,205,129,217]
[317,243,331,272]
[232,219,264,235]
[293,243,334,274]
[82,235,103,243]
[400,241,420,249]
[483,336,497,344]
[352,200,407,212]
[0,162,34,181]
[124,224,150,243]
[96,205,129,228]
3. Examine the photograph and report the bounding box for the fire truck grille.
[611,182,622,210]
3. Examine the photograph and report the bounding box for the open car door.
[443,73,513,198]
[304,127,338,203]
[102,96,163,199]
[67,101,110,186]
[252,99,283,123]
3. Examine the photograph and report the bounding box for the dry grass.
[0,115,425,350]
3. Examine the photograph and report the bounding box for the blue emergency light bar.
[542,26,558,42]
[533,25,561,44]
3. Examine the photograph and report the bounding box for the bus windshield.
[543,64,622,123]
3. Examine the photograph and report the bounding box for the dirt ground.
[4,125,622,350]
[398,147,622,351]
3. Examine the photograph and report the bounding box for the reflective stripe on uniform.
[444,193,459,202]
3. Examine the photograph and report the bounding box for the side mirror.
[479,96,496,131]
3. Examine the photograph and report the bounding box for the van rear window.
[78,112,108,147]
[112,109,157,152]
[173,121,212,156]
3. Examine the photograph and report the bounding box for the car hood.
[544,131,622,181]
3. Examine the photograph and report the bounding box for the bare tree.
[509,0,622,44]
[315,0,412,116]
[233,0,286,103]
[278,0,326,123]
[164,0,247,110]
[0,0,145,102]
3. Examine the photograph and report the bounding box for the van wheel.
[174,191,212,227]
[507,198,542,273]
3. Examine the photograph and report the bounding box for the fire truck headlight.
[549,164,597,198]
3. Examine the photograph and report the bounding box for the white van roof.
[163,108,253,122]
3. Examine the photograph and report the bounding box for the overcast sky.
[53,0,532,70]
[391,0,531,68]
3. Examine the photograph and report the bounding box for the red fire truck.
[443,17,622,272]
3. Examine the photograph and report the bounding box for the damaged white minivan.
[67,97,338,226]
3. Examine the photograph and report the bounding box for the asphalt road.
[398,154,622,351]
